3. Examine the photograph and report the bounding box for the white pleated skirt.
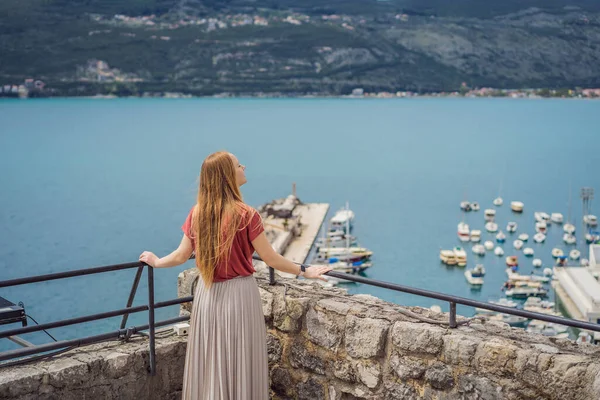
[181,275,269,400]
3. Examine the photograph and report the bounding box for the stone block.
[383,382,419,400]
[267,333,282,363]
[390,354,426,380]
[258,287,274,319]
[474,338,518,376]
[442,334,481,366]
[297,377,325,400]
[306,307,345,350]
[333,359,356,383]
[457,375,502,400]
[356,360,380,389]
[345,315,389,358]
[391,321,445,355]
[270,366,293,397]
[424,363,454,390]
[317,299,351,315]
[274,295,310,332]
[290,341,326,375]
[45,358,88,389]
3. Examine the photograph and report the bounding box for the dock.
[254,193,329,279]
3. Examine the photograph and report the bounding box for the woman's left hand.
[139,251,159,267]
[304,265,333,281]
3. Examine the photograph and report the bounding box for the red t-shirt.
[181,206,265,282]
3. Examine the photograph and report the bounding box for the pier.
[255,190,329,278]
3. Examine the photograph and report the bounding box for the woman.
[139,151,331,399]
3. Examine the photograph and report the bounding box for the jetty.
[254,185,329,278]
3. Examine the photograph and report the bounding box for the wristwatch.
[298,264,306,277]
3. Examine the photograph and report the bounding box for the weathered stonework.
[2,269,600,400]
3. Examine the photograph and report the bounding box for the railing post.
[120,266,144,330]
[147,266,156,376]
[449,302,457,328]
[269,266,275,285]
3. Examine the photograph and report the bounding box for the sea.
[0,97,599,351]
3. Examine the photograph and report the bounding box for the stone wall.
[2,268,600,399]
[180,268,600,400]
[0,333,187,400]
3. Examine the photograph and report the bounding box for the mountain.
[1,0,599,96]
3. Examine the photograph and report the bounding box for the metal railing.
[1,256,599,372]
[0,261,191,374]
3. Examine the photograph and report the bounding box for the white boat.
[493,197,503,206]
[518,233,529,242]
[330,205,355,232]
[328,260,373,274]
[440,250,457,265]
[524,297,555,309]
[523,247,534,257]
[457,222,470,242]
[460,201,472,211]
[535,222,547,234]
[464,269,484,285]
[551,213,564,224]
[511,201,524,213]
[505,287,548,298]
[494,246,505,256]
[581,258,590,266]
[551,248,564,258]
[584,214,598,227]
[470,230,482,242]
[533,258,543,268]
[533,232,546,243]
[474,298,518,313]
[453,247,467,267]
[586,233,600,244]
[534,212,551,224]
[485,222,498,233]
[471,202,480,211]
[484,240,495,251]
[484,209,496,222]
[513,240,524,250]
[543,267,553,276]
[496,231,506,243]
[506,222,518,233]
[471,244,485,256]
[569,249,581,260]
[563,223,576,234]
[563,233,576,245]
[316,230,358,248]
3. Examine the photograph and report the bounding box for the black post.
[449,302,457,328]
[120,266,144,329]
[147,266,156,376]
[269,266,275,285]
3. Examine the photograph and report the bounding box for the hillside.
[1,0,599,96]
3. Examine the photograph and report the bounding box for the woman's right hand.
[304,265,333,281]
[139,251,159,268]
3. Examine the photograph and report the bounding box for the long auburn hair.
[192,151,249,287]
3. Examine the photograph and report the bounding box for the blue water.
[1,98,598,351]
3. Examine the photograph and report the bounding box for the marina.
[445,188,600,342]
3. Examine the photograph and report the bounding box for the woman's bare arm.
[251,232,331,280]
[139,234,194,268]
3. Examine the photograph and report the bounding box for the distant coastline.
[2,88,600,100]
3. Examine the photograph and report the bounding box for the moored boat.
[511,201,524,213]
[506,222,518,233]
[496,231,506,243]
[533,232,546,243]
[513,239,524,250]
[485,222,498,233]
